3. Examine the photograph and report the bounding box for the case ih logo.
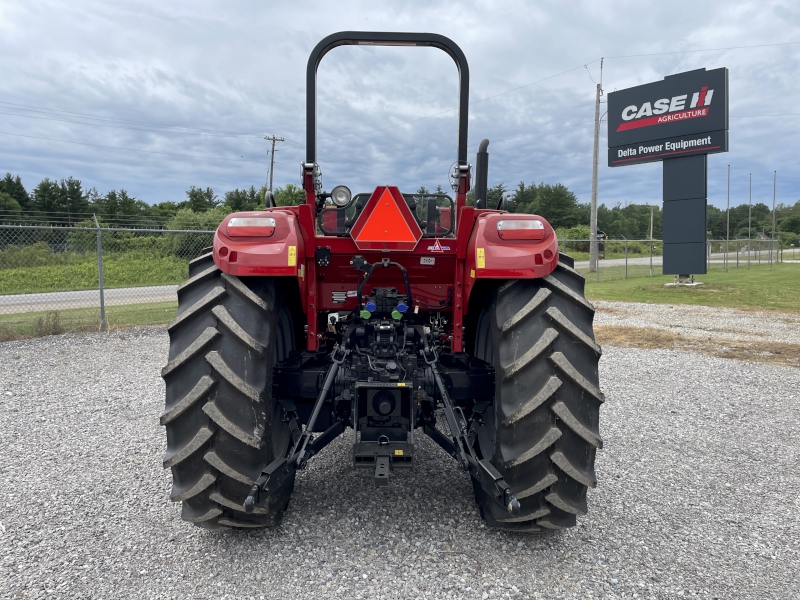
[617,86,714,132]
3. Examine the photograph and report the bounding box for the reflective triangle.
[355,188,418,243]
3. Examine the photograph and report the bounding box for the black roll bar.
[306,31,470,167]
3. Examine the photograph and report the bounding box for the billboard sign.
[607,67,728,167]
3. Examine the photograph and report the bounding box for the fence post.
[736,240,739,268]
[649,241,653,277]
[94,215,106,331]
[596,238,599,283]
[624,238,628,279]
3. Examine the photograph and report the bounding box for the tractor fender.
[464,211,559,299]
[213,209,306,280]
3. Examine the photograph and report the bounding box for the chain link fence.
[0,224,788,340]
[558,237,785,282]
[0,224,213,340]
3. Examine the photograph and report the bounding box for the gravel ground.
[594,301,800,344]
[1,326,799,599]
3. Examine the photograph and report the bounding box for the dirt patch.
[595,325,800,369]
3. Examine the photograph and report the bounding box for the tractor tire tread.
[161,327,219,377]
[162,267,294,530]
[472,258,602,532]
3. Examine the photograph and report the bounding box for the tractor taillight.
[227,217,276,237]
[496,219,546,240]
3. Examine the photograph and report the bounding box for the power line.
[606,40,800,59]
[0,101,262,137]
[730,113,800,118]
[0,109,264,139]
[0,131,277,164]
[319,59,603,144]
[1,130,423,186]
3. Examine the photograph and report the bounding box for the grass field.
[585,262,800,313]
[0,255,188,294]
[1,261,796,342]
[0,301,177,341]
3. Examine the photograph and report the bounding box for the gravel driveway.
[1,326,799,599]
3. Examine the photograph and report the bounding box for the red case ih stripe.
[616,107,709,132]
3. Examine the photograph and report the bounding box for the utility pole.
[726,164,730,271]
[772,170,777,268]
[748,173,751,269]
[649,205,654,277]
[589,58,604,273]
[264,135,285,195]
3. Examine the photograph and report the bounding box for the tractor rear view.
[161,31,603,532]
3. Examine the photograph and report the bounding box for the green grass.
[0,301,177,341]
[0,255,189,294]
[585,262,800,312]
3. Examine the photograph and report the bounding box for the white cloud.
[0,0,797,209]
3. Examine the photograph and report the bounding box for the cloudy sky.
[1,0,798,211]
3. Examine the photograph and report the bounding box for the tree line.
[471,181,799,246]
[1,172,798,245]
[0,173,305,228]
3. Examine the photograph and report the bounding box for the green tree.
[778,214,800,235]
[32,177,62,214]
[59,177,90,223]
[117,190,144,216]
[273,183,305,206]
[707,205,727,237]
[0,191,22,218]
[778,231,799,249]
[184,186,219,212]
[95,189,121,217]
[143,201,180,221]
[533,183,579,229]
[165,207,230,257]
[224,186,263,212]
[486,183,507,210]
[0,173,31,211]
[511,181,537,213]
[597,203,661,239]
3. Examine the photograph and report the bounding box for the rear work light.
[226,216,276,237]
[496,219,547,240]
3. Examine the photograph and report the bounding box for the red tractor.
[161,32,602,532]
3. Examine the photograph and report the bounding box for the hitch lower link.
[244,345,349,514]
[421,346,521,517]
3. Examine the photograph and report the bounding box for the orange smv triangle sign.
[355,188,417,243]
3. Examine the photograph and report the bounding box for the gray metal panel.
[663,155,706,201]
[663,242,707,275]
[663,198,706,244]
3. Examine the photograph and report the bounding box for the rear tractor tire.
[160,250,297,529]
[472,254,603,532]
